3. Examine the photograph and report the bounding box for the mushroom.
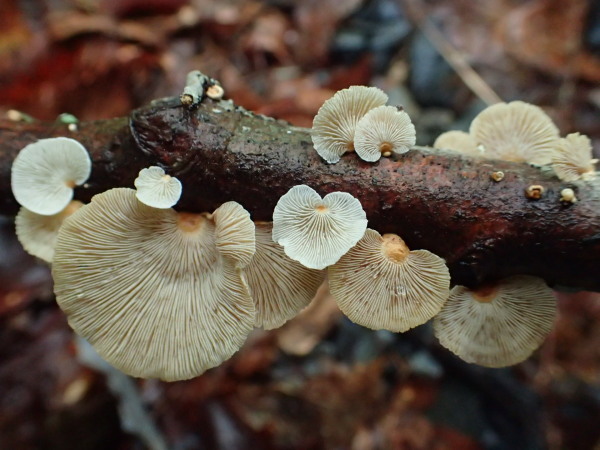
[552,132,597,181]
[433,130,481,156]
[15,201,84,263]
[469,101,559,164]
[134,166,182,209]
[11,137,92,215]
[245,222,326,330]
[354,105,416,162]
[433,276,557,368]
[311,86,388,164]
[328,229,450,332]
[272,185,368,270]
[52,188,256,381]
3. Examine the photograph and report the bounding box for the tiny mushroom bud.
[134,166,183,209]
[470,101,559,164]
[552,133,597,181]
[354,105,416,162]
[11,137,92,215]
[329,229,450,332]
[206,84,225,100]
[433,130,480,156]
[525,185,544,199]
[490,171,505,182]
[272,185,368,270]
[433,276,557,367]
[246,222,326,330]
[52,188,256,381]
[560,188,577,203]
[15,200,84,263]
[311,86,388,163]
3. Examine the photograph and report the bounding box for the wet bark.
[1,96,599,291]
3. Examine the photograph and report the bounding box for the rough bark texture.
[1,96,599,291]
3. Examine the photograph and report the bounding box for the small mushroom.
[272,185,368,270]
[11,137,92,215]
[15,201,84,263]
[52,188,256,381]
[134,166,182,209]
[560,188,577,203]
[552,133,597,182]
[311,86,388,164]
[354,105,416,162]
[470,101,559,164]
[433,130,480,156]
[329,229,450,332]
[246,222,326,330]
[525,184,544,199]
[433,276,557,367]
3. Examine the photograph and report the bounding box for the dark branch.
[1,96,599,291]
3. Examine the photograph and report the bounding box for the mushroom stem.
[1,97,600,291]
[176,212,206,233]
[381,234,410,263]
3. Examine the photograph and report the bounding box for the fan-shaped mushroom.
[52,188,256,381]
[433,276,557,367]
[329,229,450,332]
[272,185,368,270]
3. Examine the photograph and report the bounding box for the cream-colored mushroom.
[433,276,557,367]
[354,106,416,162]
[134,166,182,209]
[52,188,256,381]
[272,185,368,270]
[470,101,559,164]
[552,133,597,181]
[329,229,450,332]
[311,86,388,164]
[433,130,481,156]
[11,137,92,215]
[15,201,84,263]
[245,222,325,330]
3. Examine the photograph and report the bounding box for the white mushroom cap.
[433,276,557,368]
[469,101,559,164]
[354,106,416,162]
[311,86,388,164]
[134,166,183,209]
[52,188,256,381]
[212,201,256,268]
[272,185,368,270]
[246,222,326,330]
[329,229,450,332]
[15,201,84,263]
[433,131,481,156]
[552,133,597,181]
[11,137,91,215]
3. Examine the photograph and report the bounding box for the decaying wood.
[1,96,599,291]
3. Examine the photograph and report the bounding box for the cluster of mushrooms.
[9,85,598,381]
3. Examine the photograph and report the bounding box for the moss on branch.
[1,96,599,291]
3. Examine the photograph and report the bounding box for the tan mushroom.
[354,106,416,162]
[134,166,182,209]
[329,229,450,332]
[552,133,597,181]
[15,201,84,263]
[433,130,481,156]
[272,185,368,270]
[311,86,388,163]
[11,137,92,215]
[470,101,559,164]
[245,222,326,330]
[433,276,557,368]
[52,188,256,381]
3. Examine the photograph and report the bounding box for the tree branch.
[1,96,599,291]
